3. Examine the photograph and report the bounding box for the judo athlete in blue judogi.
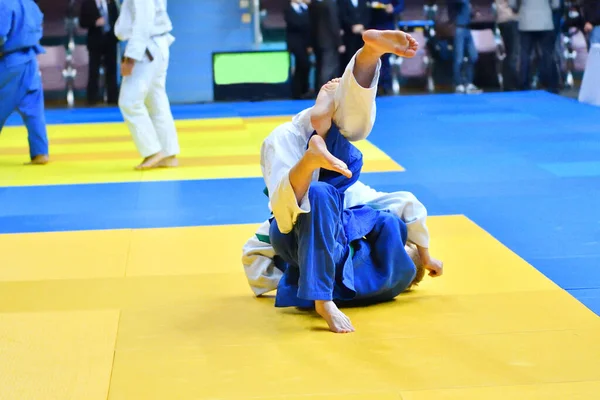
[368,0,404,95]
[0,0,49,165]
[258,30,443,333]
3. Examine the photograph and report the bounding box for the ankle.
[358,45,382,64]
[314,300,333,312]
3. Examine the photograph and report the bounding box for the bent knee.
[307,181,338,204]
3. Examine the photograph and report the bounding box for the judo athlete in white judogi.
[115,0,180,170]
[242,30,444,334]
[0,0,49,165]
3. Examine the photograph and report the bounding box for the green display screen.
[213,51,290,85]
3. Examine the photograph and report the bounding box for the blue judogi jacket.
[0,0,45,66]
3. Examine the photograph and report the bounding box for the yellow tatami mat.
[1,215,599,399]
[0,117,402,186]
[0,310,119,400]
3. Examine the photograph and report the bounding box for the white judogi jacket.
[242,51,431,296]
[114,0,175,61]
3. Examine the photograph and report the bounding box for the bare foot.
[315,300,355,333]
[157,156,178,168]
[25,155,49,165]
[362,29,419,58]
[311,79,340,135]
[135,152,165,170]
[306,134,352,178]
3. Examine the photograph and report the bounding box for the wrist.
[416,245,431,264]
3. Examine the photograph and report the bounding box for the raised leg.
[330,29,419,142]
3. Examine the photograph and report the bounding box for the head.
[405,242,425,290]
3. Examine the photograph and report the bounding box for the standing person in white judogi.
[115,0,180,170]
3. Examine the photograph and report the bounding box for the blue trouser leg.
[0,64,23,132]
[0,58,48,158]
[453,28,467,86]
[465,30,478,85]
[454,27,479,86]
[270,181,347,303]
[17,59,48,158]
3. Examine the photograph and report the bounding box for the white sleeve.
[241,223,283,296]
[332,50,381,142]
[345,181,430,248]
[260,133,312,235]
[123,0,154,61]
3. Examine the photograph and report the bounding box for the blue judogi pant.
[270,125,417,309]
[0,56,49,159]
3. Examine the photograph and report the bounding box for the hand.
[96,17,106,27]
[121,58,134,77]
[415,245,443,277]
[584,22,593,33]
[385,3,394,13]
[352,24,365,34]
[423,257,443,277]
[338,45,346,53]
[306,134,352,178]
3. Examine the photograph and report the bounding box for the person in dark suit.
[79,0,119,105]
[285,0,312,99]
[339,0,370,71]
[309,0,345,88]
[583,0,600,45]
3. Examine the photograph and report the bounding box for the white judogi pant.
[118,34,180,158]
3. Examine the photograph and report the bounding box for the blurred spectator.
[309,0,345,88]
[583,0,600,45]
[79,0,120,105]
[285,0,312,99]
[339,0,370,72]
[447,0,482,93]
[495,0,519,90]
[369,0,403,95]
[510,0,560,93]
